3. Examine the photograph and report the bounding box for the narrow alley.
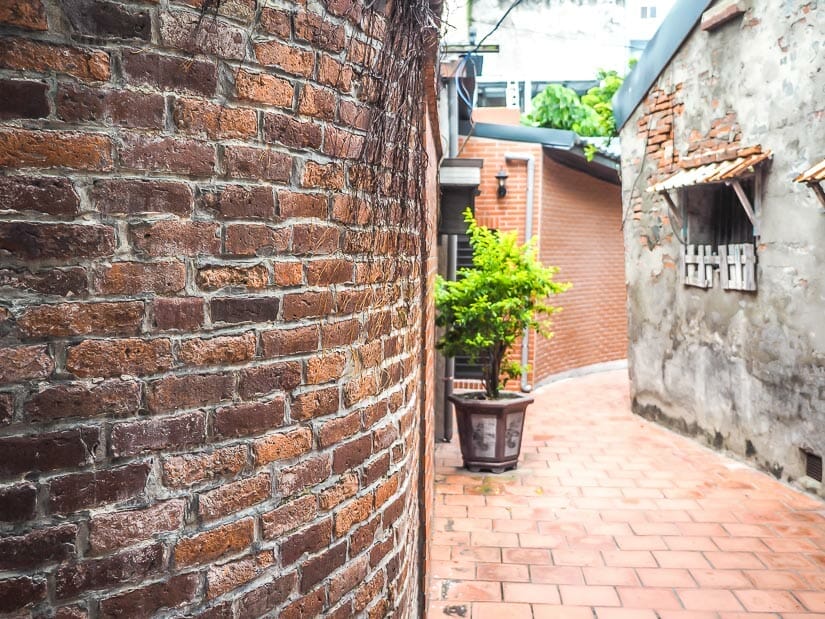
[430,371,825,618]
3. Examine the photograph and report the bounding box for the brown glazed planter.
[448,392,534,473]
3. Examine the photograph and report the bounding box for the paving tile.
[432,371,825,616]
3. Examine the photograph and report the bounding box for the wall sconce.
[495,169,509,198]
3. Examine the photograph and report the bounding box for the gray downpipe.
[443,234,458,441]
[505,153,535,393]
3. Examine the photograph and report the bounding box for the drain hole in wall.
[803,450,823,483]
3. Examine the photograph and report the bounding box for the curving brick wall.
[0,1,434,617]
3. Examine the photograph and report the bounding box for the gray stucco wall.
[620,1,825,492]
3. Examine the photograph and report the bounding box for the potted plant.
[435,210,570,472]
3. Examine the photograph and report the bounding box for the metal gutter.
[459,121,577,149]
[612,0,713,131]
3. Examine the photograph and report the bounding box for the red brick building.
[450,122,628,395]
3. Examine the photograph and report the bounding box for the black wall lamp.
[495,168,509,198]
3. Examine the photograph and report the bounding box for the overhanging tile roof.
[795,159,825,183]
[648,149,772,193]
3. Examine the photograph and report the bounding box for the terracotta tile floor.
[429,370,825,619]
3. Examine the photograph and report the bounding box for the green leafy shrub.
[435,210,571,399]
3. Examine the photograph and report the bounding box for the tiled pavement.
[429,370,825,619]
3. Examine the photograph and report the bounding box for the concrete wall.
[620,1,825,492]
[0,1,436,616]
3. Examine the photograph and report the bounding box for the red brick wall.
[535,157,628,379]
[456,136,627,388]
[0,2,432,617]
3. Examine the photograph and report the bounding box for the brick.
[322,319,359,347]
[146,374,235,413]
[131,220,220,256]
[333,435,372,474]
[235,69,294,107]
[110,411,205,457]
[323,126,364,159]
[213,398,285,438]
[162,445,247,488]
[363,452,389,486]
[381,494,404,529]
[0,483,36,523]
[354,570,383,612]
[202,185,275,220]
[175,517,254,567]
[0,0,47,30]
[206,553,273,599]
[160,10,246,59]
[261,325,318,357]
[199,472,271,521]
[318,472,358,509]
[225,223,291,256]
[17,301,144,337]
[0,345,52,383]
[334,494,372,537]
[238,361,301,399]
[0,222,115,261]
[0,427,97,477]
[298,84,336,121]
[91,179,193,216]
[261,494,318,539]
[294,10,345,53]
[293,224,340,254]
[236,573,296,619]
[66,338,173,378]
[48,461,150,514]
[263,112,322,150]
[306,352,346,384]
[281,587,325,619]
[0,38,109,81]
[197,265,268,291]
[338,100,370,130]
[291,386,339,420]
[0,523,76,570]
[25,379,140,422]
[57,83,163,128]
[55,543,163,600]
[62,0,150,39]
[369,535,392,567]
[211,297,279,324]
[259,7,291,37]
[277,454,331,496]
[350,517,380,555]
[343,373,377,407]
[0,576,46,614]
[301,161,344,189]
[153,297,204,331]
[278,190,327,219]
[281,518,332,565]
[283,291,334,320]
[307,259,353,286]
[0,79,48,120]
[120,133,215,177]
[179,332,257,366]
[273,260,304,286]
[173,98,257,139]
[0,267,87,297]
[94,261,187,296]
[255,40,314,76]
[122,51,217,96]
[0,392,11,426]
[89,500,185,554]
[224,146,293,182]
[301,541,347,592]
[318,54,352,91]
[329,554,368,604]
[254,427,312,465]
[0,128,113,171]
[374,474,398,507]
[319,411,360,447]
[98,574,198,618]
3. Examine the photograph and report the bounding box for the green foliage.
[435,210,571,399]
[523,69,624,138]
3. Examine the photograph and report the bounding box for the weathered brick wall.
[0,1,432,616]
